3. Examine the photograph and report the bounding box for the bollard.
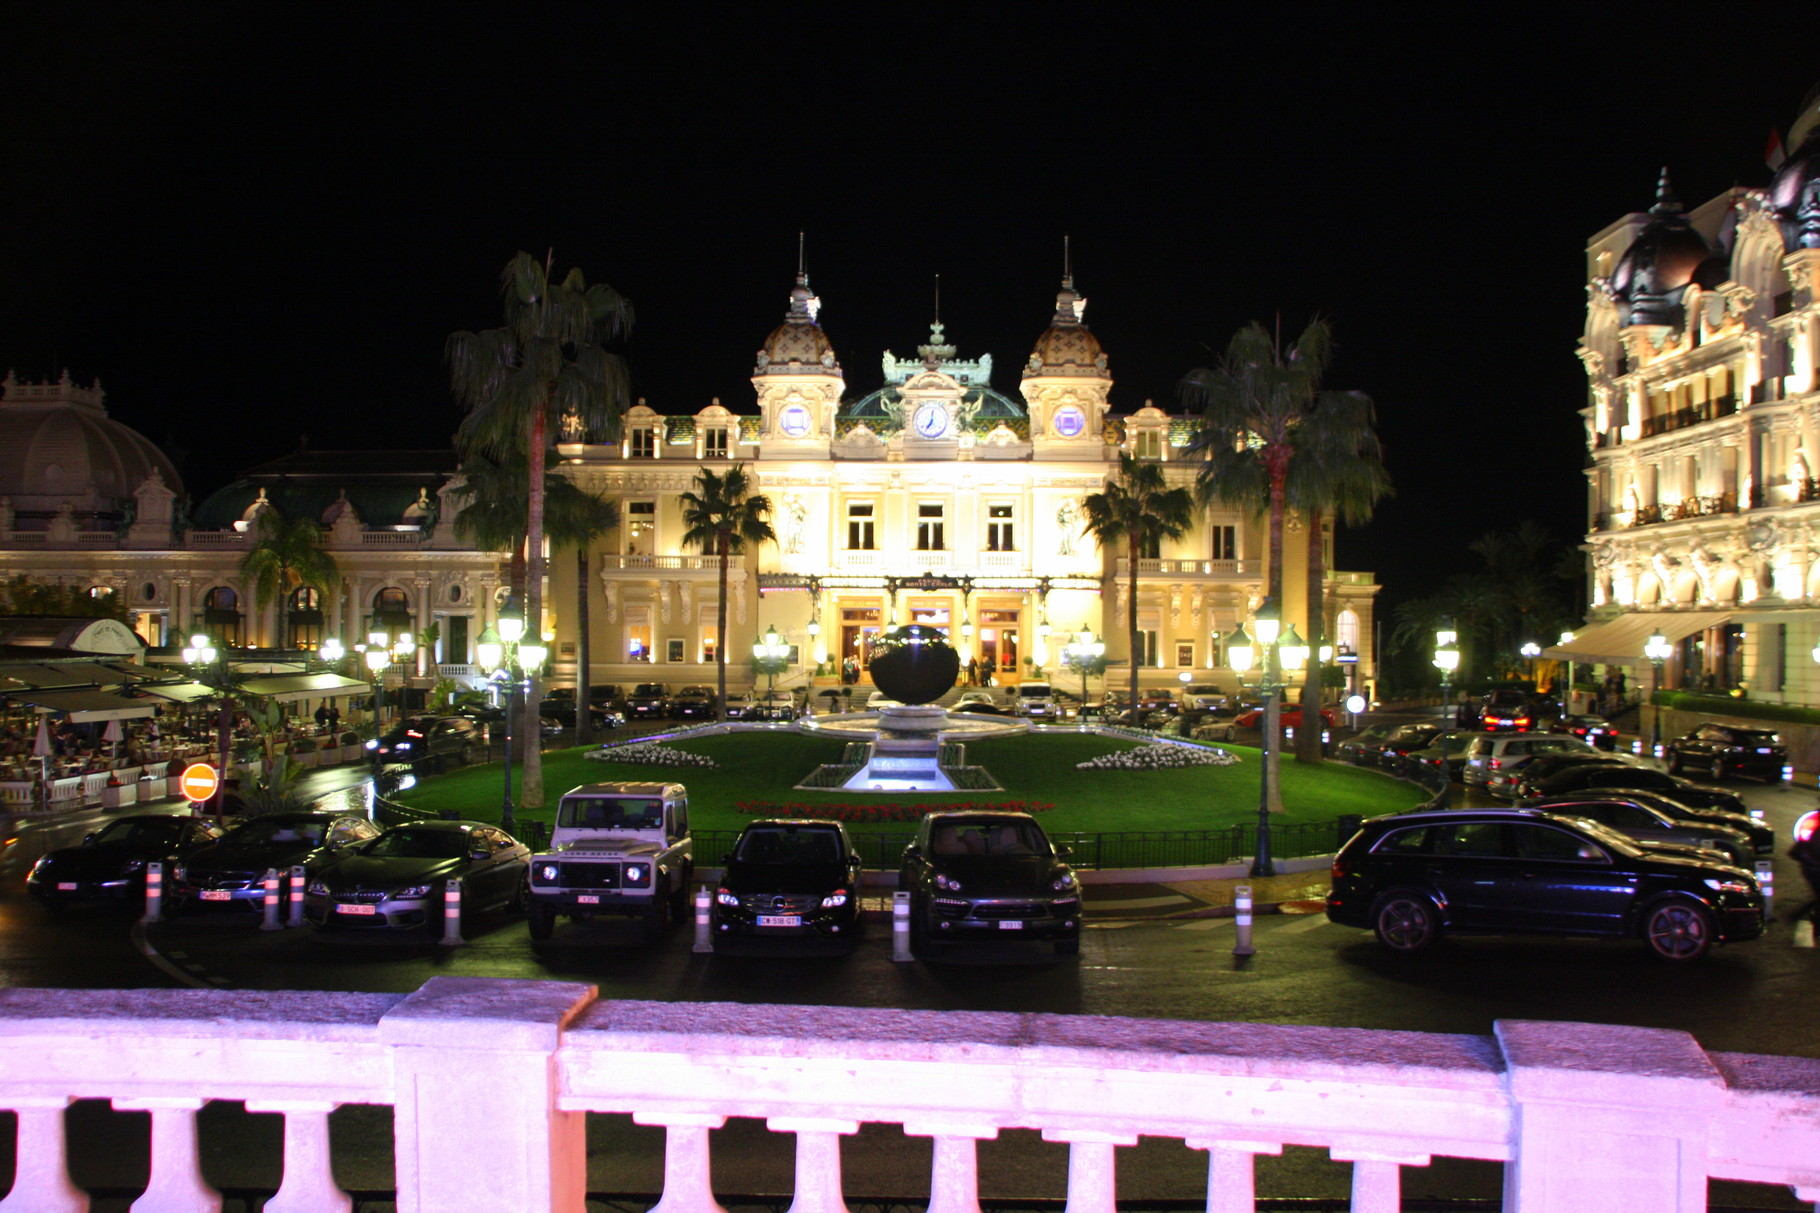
[287,864,306,929]
[1232,884,1255,956]
[1756,860,1775,921]
[141,861,163,924]
[692,884,714,954]
[259,868,282,931]
[440,878,464,946]
[892,890,914,962]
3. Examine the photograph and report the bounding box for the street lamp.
[1227,601,1306,877]
[1062,627,1104,714]
[1644,628,1673,756]
[360,628,417,727]
[183,631,232,818]
[1432,632,1460,807]
[753,624,790,698]
[477,597,544,833]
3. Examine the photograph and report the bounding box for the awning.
[9,689,157,723]
[1545,611,1733,665]
[135,681,217,704]
[236,673,371,703]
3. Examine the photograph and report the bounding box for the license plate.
[997,920,1024,931]
[199,890,232,901]
[576,894,600,904]
[56,882,76,891]
[337,903,377,915]
[756,914,801,927]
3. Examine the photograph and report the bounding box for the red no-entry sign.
[179,762,220,803]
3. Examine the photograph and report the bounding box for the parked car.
[750,689,798,721]
[368,715,477,771]
[865,690,901,711]
[1475,690,1555,733]
[1517,763,1751,817]
[1013,682,1065,720]
[1177,683,1231,713]
[28,813,224,909]
[1557,714,1619,751]
[898,810,1082,958]
[712,819,864,949]
[1525,789,1773,854]
[305,821,529,933]
[625,683,672,719]
[670,685,718,720]
[1134,687,1177,716]
[1335,724,1400,766]
[954,700,1012,717]
[1326,806,1764,961]
[526,782,692,942]
[1373,724,1445,770]
[723,692,758,720]
[1234,705,1336,730]
[1392,731,1476,782]
[173,811,381,911]
[1663,723,1788,783]
[1188,710,1237,742]
[1519,795,1757,866]
[1502,751,1640,796]
[954,690,999,710]
[452,702,506,727]
[1461,733,1594,789]
[536,697,621,731]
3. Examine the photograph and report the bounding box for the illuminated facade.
[551,270,1381,698]
[1566,86,1820,703]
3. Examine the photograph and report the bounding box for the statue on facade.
[1056,499,1080,555]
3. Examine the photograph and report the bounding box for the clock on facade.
[912,402,949,439]
[1052,405,1086,439]
[779,405,811,437]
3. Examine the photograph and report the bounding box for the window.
[1138,533,1161,559]
[987,504,1015,551]
[703,427,729,459]
[1210,525,1237,561]
[626,500,656,555]
[916,503,945,551]
[630,428,657,458]
[847,502,875,550]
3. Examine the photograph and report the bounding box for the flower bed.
[586,742,718,769]
[734,799,1055,824]
[1076,742,1238,770]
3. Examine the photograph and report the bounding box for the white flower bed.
[586,741,718,769]
[1076,742,1239,771]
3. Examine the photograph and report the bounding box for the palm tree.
[447,252,632,809]
[238,511,340,650]
[546,488,619,747]
[679,465,776,712]
[1080,453,1196,713]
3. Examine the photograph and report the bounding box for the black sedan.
[712,819,863,950]
[27,813,224,909]
[1526,788,1774,855]
[670,685,718,720]
[1375,724,1444,770]
[1559,714,1620,750]
[172,811,381,911]
[1334,724,1399,766]
[304,821,529,933]
[899,811,1081,958]
[1518,763,1750,816]
[1527,796,1756,867]
[1664,723,1788,783]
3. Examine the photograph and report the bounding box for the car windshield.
[94,818,184,845]
[929,820,1050,857]
[736,826,843,864]
[558,797,664,830]
[1022,686,1052,698]
[362,828,472,859]
[634,685,664,696]
[1186,685,1222,695]
[231,818,327,846]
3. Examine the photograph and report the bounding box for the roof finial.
[796,231,807,286]
[1650,167,1681,217]
[1062,234,1073,291]
[933,273,941,326]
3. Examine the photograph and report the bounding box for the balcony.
[0,976,1812,1212]
[1597,493,1738,531]
[598,554,726,571]
[1636,395,1739,440]
[1116,558,1261,577]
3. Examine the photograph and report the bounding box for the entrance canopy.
[1545,611,1733,666]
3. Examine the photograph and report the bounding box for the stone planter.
[100,782,137,809]
[291,747,318,770]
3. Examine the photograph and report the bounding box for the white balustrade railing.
[0,976,1815,1213]
[599,554,726,571]
[1116,557,1262,577]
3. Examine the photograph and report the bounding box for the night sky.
[4,4,1815,622]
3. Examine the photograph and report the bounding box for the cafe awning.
[135,681,217,705]
[1544,611,1733,666]
[236,673,371,703]
[10,689,158,723]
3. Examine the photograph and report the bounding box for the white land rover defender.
[525,782,692,942]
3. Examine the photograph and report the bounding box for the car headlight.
[534,863,559,884]
[821,889,849,908]
[394,741,412,751]
[1704,877,1754,895]
[171,865,187,880]
[716,889,739,907]
[307,880,329,895]
[364,739,378,750]
[1052,873,1076,891]
[122,858,145,873]
[624,865,649,885]
[28,856,48,879]
[934,872,962,892]
[394,884,433,898]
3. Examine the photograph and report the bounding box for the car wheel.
[643,891,671,942]
[527,903,554,941]
[1665,750,1682,775]
[1371,892,1439,953]
[1643,900,1713,961]
[508,874,529,914]
[1708,757,1726,783]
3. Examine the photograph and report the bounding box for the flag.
[1767,127,1787,172]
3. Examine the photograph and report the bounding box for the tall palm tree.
[679,465,775,712]
[547,488,619,747]
[1081,453,1196,713]
[238,511,340,650]
[447,252,632,810]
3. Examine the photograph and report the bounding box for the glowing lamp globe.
[865,623,960,705]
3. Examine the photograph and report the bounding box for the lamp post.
[1227,601,1307,878]
[1432,633,1460,808]
[1644,628,1672,757]
[753,625,790,699]
[1063,627,1104,712]
[477,597,545,834]
[183,631,232,818]
[359,628,416,727]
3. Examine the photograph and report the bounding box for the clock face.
[913,402,949,439]
[1053,405,1086,439]
[779,405,810,438]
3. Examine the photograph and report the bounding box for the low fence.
[0,975,1813,1212]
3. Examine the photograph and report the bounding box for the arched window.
[288,586,324,651]
[371,587,412,638]
[203,586,243,647]
[1335,609,1361,655]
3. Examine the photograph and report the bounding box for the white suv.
[1463,734,1594,789]
[1014,682,1063,719]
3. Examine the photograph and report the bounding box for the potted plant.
[100,768,136,809]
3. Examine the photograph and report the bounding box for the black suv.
[1327,807,1763,961]
[369,715,477,771]
[626,683,671,719]
[899,811,1081,958]
[713,819,863,949]
[1664,723,1788,783]
[670,685,717,720]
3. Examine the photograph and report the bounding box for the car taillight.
[1490,758,1502,769]
[1331,856,1350,880]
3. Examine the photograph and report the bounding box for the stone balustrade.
[0,976,1816,1212]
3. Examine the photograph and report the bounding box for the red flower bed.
[732,800,1055,824]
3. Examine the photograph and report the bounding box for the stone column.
[242,1100,350,1213]
[634,1112,728,1213]
[0,1097,85,1212]
[109,1096,221,1212]
[904,1122,998,1213]
[1185,1136,1281,1213]
[1330,1147,1429,1213]
[769,1117,856,1213]
[1042,1128,1136,1213]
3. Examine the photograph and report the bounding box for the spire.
[1062,233,1073,292]
[796,230,807,287]
[784,232,821,323]
[1650,167,1682,218]
[919,273,956,368]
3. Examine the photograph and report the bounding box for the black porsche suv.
[899,810,1081,958]
[626,683,671,719]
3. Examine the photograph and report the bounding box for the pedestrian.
[314,703,330,730]
[326,703,341,732]
[966,657,978,686]
[1789,825,1820,922]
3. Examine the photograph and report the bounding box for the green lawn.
[393,732,1425,834]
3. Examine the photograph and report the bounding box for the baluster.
[111,1096,220,1213]
[1329,1148,1428,1213]
[0,1098,85,1212]
[904,1121,998,1213]
[767,1116,857,1213]
[1041,1129,1136,1213]
[1184,1136,1281,1213]
[632,1112,728,1213]
[243,1100,349,1213]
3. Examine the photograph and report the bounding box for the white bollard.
[693,885,713,953]
[287,865,306,929]
[440,878,464,946]
[140,861,163,924]
[260,868,282,931]
[892,890,914,962]
[1756,860,1775,921]
[1232,884,1255,956]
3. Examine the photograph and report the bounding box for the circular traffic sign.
[179,762,220,803]
[1794,809,1818,845]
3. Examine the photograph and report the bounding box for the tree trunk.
[715,531,731,711]
[1265,460,1287,807]
[522,406,547,810]
[1296,507,1325,765]
[1127,534,1141,715]
[573,543,592,748]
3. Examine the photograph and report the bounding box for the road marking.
[128,921,213,990]
[1279,912,1336,934]
[1175,918,1233,931]
[1086,921,1141,930]
[1088,894,1195,911]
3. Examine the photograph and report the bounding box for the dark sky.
[3,4,1814,619]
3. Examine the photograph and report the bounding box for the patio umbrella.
[32,715,53,758]
[103,717,123,762]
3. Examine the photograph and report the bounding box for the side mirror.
[720,852,732,865]
[903,845,921,861]
[1055,844,1073,860]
